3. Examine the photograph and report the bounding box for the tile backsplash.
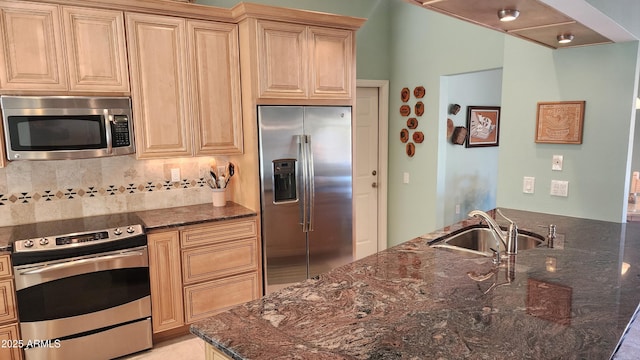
[0,155,221,227]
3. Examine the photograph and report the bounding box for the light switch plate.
[523,176,535,194]
[552,155,563,171]
[550,180,569,197]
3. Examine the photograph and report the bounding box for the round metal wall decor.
[401,88,410,102]
[406,143,415,157]
[398,85,426,157]
[400,129,409,143]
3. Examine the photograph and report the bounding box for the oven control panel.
[13,225,144,253]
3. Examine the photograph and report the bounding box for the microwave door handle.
[104,109,113,154]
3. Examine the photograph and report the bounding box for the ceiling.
[405,0,613,49]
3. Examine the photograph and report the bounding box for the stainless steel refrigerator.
[258,106,353,293]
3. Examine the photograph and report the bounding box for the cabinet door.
[0,323,21,360]
[256,20,307,99]
[0,255,8,277]
[188,20,243,155]
[62,7,129,92]
[126,13,192,158]
[308,27,353,99]
[184,272,259,323]
[148,231,185,333]
[0,279,16,324]
[0,0,67,91]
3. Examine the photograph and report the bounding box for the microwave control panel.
[110,115,131,147]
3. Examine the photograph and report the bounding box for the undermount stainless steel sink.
[430,225,545,257]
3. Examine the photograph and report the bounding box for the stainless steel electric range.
[10,213,152,360]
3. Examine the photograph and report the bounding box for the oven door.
[13,246,151,352]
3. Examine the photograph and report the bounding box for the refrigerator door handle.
[298,135,309,232]
[307,135,315,232]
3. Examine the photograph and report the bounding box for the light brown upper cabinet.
[257,21,307,99]
[0,1,67,91]
[256,20,353,100]
[0,1,129,93]
[307,27,353,99]
[126,13,192,158]
[127,13,242,159]
[189,20,243,155]
[62,7,129,92]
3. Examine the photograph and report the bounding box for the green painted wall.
[443,69,502,226]
[386,0,505,245]
[196,0,640,244]
[586,0,640,38]
[195,0,390,80]
[498,37,639,222]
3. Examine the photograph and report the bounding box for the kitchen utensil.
[224,163,235,187]
[209,170,218,188]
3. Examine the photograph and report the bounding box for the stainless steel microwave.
[1,96,135,161]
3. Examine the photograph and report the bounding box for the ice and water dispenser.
[273,159,297,203]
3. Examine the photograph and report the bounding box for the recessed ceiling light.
[557,34,575,44]
[498,9,520,22]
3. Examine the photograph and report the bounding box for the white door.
[355,86,381,260]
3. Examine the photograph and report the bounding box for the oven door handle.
[18,250,145,275]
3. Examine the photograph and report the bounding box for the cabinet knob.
[372,170,377,176]
[372,182,377,188]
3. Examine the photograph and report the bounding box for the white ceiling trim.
[540,0,637,42]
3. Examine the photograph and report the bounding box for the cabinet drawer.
[0,255,10,277]
[0,279,16,324]
[182,238,258,285]
[184,272,259,323]
[181,218,257,248]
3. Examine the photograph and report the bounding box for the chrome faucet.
[468,209,519,262]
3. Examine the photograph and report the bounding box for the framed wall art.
[466,106,500,148]
[535,101,585,144]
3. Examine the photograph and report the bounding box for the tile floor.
[120,334,205,360]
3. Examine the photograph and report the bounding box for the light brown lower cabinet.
[148,217,260,335]
[205,343,233,360]
[0,323,21,360]
[148,231,185,333]
[184,272,259,323]
[0,255,21,360]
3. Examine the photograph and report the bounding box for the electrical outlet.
[550,180,569,197]
[523,176,535,194]
[455,204,460,214]
[170,168,181,182]
[552,155,563,171]
[403,172,410,184]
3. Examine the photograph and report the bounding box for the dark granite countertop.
[0,202,256,251]
[190,208,640,359]
[136,202,256,230]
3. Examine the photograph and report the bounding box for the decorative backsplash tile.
[0,155,222,227]
[0,179,206,205]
